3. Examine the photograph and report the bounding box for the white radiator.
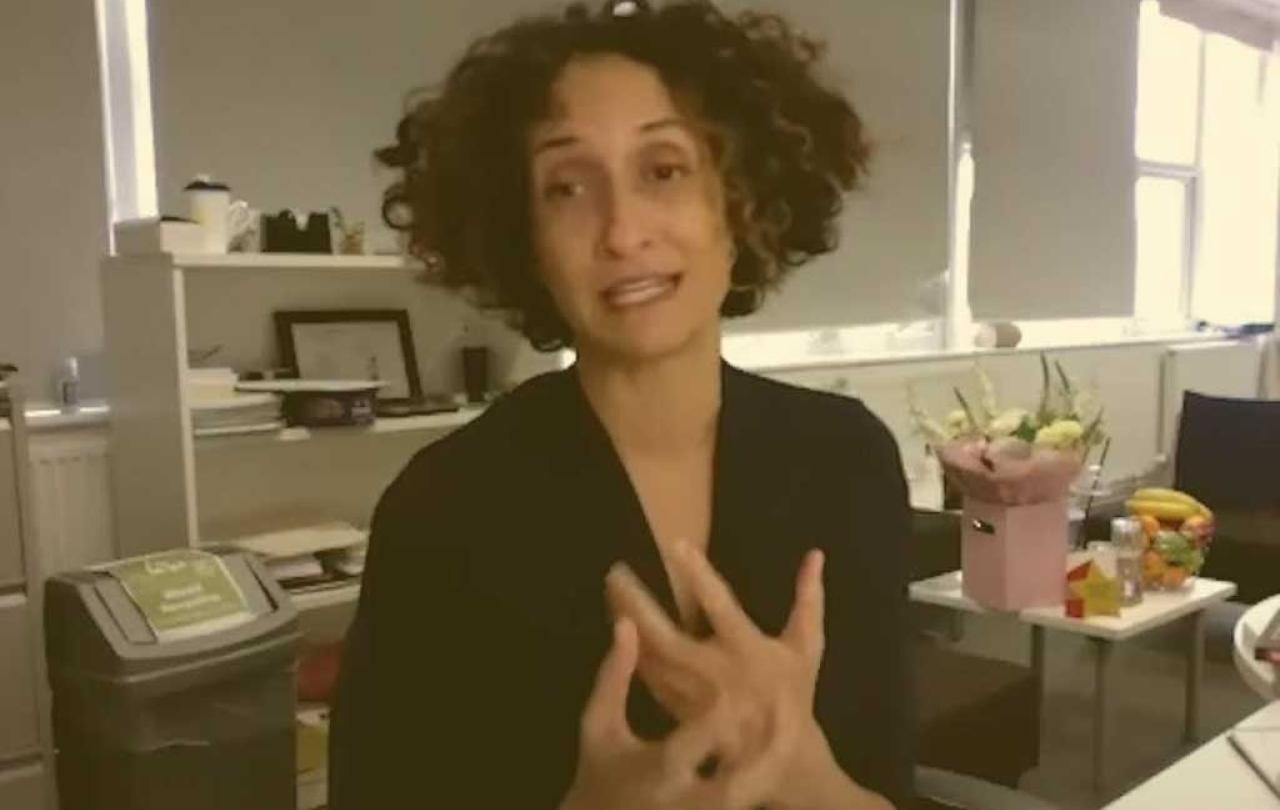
[1161,339,1266,455]
[27,429,115,576]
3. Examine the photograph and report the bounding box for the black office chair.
[915,767,1060,810]
[1173,391,1280,604]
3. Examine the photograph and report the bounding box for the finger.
[635,654,708,720]
[660,697,741,780]
[580,618,639,747]
[670,542,760,647]
[721,707,790,809]
[781,549,826,663]
[606,562,705,666]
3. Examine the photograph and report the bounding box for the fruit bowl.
[1127,489,1214,592]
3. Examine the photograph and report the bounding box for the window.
[1134,1,1201,325]
[1134,0,1279,326]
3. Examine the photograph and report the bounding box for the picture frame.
[273,309,423,404]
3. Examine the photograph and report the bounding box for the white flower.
[945,409,971,435]
[1034,419,1084,450]
[988,408,1029,438]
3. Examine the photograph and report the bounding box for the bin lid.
[45,548,300,687]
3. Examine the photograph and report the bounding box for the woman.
[331,1,912,807]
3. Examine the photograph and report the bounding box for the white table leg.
[1092,637,1115,794]
[1185,609,1205,744]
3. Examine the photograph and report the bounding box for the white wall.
[1,0,111,403]
[148,0,553,244]
[148,0,951,333]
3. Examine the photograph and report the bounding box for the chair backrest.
[1174,391,1280,511]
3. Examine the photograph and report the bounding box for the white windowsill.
[722,322,1238,374]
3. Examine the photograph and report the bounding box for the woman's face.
[528,54,733,363]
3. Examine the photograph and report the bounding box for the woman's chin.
[584,321,716,366]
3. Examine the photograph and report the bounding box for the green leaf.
[1054,361,1076,417]
[1037,353,1051,424]
[1081,408,1106,447]
[1013,417,1038,443]
[954,388,982,433]
[976,363,998,420]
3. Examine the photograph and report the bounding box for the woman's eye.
[543,180,585,201]
[649,162,690,183]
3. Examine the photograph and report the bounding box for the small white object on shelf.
[114,217,205,255]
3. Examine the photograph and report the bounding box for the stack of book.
[227,522,367,594]
[188,368,284,437]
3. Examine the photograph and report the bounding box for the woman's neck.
[575,333,722,459]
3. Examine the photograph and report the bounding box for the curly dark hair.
[376,0,871,351]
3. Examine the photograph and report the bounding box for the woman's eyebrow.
[532,134,579,157]
[532,117,692,156]
[639,117,692,136]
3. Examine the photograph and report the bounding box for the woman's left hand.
[606,544,889,810]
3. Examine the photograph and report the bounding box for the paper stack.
[188,368,284,437]
[228,522,368,592]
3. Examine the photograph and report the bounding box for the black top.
[330,362,914,808]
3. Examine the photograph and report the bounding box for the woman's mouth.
[601,274,680,308]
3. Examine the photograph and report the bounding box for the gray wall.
[1,0,111,403]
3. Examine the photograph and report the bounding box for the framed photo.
[274,309,423,403]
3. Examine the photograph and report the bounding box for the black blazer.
[331,361,914,808]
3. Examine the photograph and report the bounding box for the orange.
[1162,566,1188,588]
[1141,550,1166,585]
[1138,514,1161,538]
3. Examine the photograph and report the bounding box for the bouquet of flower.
[909,356,1107,506]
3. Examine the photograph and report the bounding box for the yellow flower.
[1035,419,1084,450]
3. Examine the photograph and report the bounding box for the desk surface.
[1105,701,1280,809]
[910,571,1237,641]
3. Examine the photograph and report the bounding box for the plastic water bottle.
[1111,517,1144,606]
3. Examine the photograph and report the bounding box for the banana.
[1131,488,1212,518]
[1126,499,1199,522]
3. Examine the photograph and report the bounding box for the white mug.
[184,175,254,253]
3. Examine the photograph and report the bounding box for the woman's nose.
[599,181,652,259]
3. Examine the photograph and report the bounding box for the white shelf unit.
[100,253,492,594]
[0,382,56,810]
[192,407,482,447]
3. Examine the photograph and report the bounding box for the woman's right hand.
[560,618,744,810]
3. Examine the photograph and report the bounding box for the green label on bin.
[105,550,252,642]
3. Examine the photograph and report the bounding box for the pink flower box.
[961,497,1069,611]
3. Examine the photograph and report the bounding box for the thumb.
[581,618,639,745]
[782,549,825,663]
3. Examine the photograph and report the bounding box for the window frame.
[1134,8,1207,325]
